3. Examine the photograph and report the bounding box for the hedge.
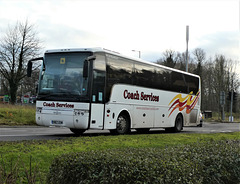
[47,140,240,184]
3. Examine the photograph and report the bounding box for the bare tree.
[157,49,194,72]
[193,48,206,63]
[21,68,40,95]
[192,48,206,110]
[202,58,215,111]
[156,49,178,69]
[0,20,42,104]
[192,48,206,76]
[175,52,186,71]
[162,49,176,68]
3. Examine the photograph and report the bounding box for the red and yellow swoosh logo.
[168,91,200,117]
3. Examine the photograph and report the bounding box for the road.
[0,122,239,142]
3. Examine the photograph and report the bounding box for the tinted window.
[153,67,172,91]
[134,63,155,88]
[136,64,199,95]
[105,53,199,101]
[106,55,133,85]
[92,54,106,103]
[172,71,188,93]
[106,54,133,101]
[184,74,199,94]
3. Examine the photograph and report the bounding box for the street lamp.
[132,50,141,58]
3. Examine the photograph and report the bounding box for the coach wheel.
[165,114,183,133]
[70,128,86,136]
[111,114,130,135]
[174,114,183,132]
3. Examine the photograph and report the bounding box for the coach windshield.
[37,52,92,102]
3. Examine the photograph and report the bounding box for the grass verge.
[0,132,239,183]
[0,104,36,126]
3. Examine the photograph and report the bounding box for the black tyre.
[173,114,183,132]
[165,114,183,133]
[70,128,86,136]
[110,114,130,135]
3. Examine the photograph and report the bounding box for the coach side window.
[134,63,155,88]
[184,74,199,95]
[171,72,188,94]
[154,67,171,91]
[106,56,133,85]
[106,55,133,101]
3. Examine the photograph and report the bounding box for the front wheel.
[110,114,130,135]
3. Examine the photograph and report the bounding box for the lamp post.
[132,50,141,58]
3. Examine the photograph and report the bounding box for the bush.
[47,140,240,184]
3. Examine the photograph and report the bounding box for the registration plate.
[51,120,63,125]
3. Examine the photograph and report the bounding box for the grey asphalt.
[0,122,239,142]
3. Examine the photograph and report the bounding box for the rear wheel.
[70,128,86,136]
[110,114,130,135]
[165,114,183,133]
[173,114,183,132]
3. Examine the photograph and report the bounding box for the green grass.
[0,104,36,126]
[0,132,239,183]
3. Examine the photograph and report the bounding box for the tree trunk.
[9,81,18,104]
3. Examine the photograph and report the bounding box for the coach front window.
[38,52,92,102]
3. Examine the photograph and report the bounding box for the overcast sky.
[0,0,239,73]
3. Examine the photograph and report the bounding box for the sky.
[0,0,239,73]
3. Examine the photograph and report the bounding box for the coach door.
[89,54,106,129]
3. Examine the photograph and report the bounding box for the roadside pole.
[220,91,225,120]
[229,78,234,122]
